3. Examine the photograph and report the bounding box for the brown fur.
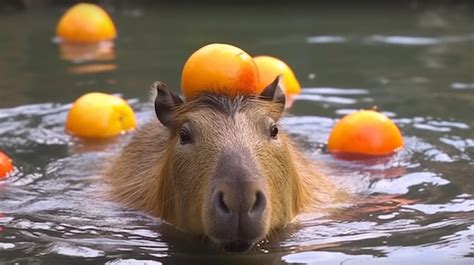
[104,92,340,238]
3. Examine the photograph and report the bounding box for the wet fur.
[104,93,338,234]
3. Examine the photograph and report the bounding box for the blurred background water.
[0,1,473,264]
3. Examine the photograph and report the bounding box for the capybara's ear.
[152,81,184,128]
[259,75,286,115]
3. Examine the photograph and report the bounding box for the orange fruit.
[254,55,301,95]
[56,3,117,43]
[181,43,259,100]
[328,110,404,156]
[66,93,136,139]
[0,151,14,180]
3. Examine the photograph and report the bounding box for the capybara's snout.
[210,180,267,248]
[205,149,269,251]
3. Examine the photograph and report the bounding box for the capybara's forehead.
[184,93,253,115]
[175,93,281,121]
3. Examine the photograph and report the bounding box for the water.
[1,2,473,264]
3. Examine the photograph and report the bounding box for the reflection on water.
[58,41,116,63]
[452,83,474,90]
[0,2,473,264]
[67,64,117,75]
[307,33,474,46]
[57,41,117,75]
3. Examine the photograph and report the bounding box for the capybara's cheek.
[258,157,296,229]
[268,191,294,229]
[170,157,210,235]
[173,195,206,234]
[267,168,306,229]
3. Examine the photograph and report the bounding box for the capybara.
[104,77,341,251]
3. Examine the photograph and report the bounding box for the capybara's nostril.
[213,191,231,215]
[249,191,266,217]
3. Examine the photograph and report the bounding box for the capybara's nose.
[212,182,266,218]
[211,181,267,242]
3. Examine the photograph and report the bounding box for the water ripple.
[42,242,104,258]
[369,172,449,194]
[0,99,473,262]
[305,34,474,46]
[404,197,474,215]
[439,136,474,152]
[106,259,163,265]
[306,35,347,44]
[303,88,369,95]
[451,82,474,90]
[296,94,357,105]
[368,34,474,46]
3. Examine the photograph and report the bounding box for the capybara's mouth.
[221,240,254,252]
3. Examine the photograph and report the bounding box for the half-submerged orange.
[66,93,136,139]
[328,110,404,156]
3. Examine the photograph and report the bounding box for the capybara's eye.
[270,123,279,139]
[179,127,192,144]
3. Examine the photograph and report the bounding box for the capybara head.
[153,77,309,251]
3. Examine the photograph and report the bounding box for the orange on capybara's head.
[181,43,260,100]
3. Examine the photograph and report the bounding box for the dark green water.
[0,2,473,264]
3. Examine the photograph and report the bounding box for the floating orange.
[0,151,13,180]
[66,93,136,139]
[181,43,260,100]
[56,3,117,43]
[254,56,301,95]
[328,110,404,156]
[254,56,301,108]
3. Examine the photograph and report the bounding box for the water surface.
[0,2,473,264]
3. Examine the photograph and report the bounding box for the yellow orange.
[181,43,259,100]
[328,110,404,156]
[254,55,301,95]
[0,151,13,180]
[66,93,136,139]
[56,3,117,43]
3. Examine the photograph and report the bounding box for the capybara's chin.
[221,240,255,252]
[204,216,268,252]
